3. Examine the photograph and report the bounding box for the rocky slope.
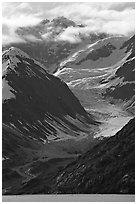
[3,47,97,139]
[8,118,134,194]
[55,35,135,121]
[57,36,128,71]
[2,47,99,194]
[102,35,135,105]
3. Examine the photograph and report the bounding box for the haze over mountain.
[3,17,109,73]
[3,2,135,45]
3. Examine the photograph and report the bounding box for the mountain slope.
[55,35,135,115]
[57,36,128,71]
[2,47,99,194]
[3,47,97,142]
[54,35,134,144]
[52,118,135,194]
[2,46,99,153]
[96,35,135,116]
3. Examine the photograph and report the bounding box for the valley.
[2,17,135,195]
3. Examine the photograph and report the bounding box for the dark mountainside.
[2,47,97,150]
[2,47,98,195]
[6,118,134,194]
[52,118,135,194]
[3,47,96,136]
[103,35,135,107]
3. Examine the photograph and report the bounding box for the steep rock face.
[103,58,135,100]
[102,35,135,109]
[120,35,135,60]
[52,118,135,194]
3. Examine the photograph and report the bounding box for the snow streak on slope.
[3,47,98,145]
[55,36,134,101]
[57,36,129,70]
[2,47,100,195]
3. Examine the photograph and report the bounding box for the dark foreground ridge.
[3,118,135,195]
[51,118,135,194]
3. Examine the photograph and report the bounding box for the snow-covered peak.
[2,47,30,74]
[2,46,48,78]
[51,16,76,27]
[3,47,30,59]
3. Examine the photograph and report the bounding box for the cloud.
[3,14,42,29]
[56,26,98,43]
[83,8,135,36]
[55,5,135,43]
[56,27,81,43]
[2,33,26,46]
[105,2,135,11]
[2,2,42,45]
[2,23,26,45]
[23,35,42,42]
[47,2,135,36]
[2,2,135,45]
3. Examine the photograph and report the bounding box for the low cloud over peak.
[2,2,135,45]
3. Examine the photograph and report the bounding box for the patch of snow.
[23,126,29,131]
[94,116,133,138]
[6,47,30,59]
[18,120,23,124]
[40,138,47,144]
[2,156,10,161]
[9,123,16,128]
[2,79,16,100]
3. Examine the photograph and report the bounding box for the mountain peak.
[40,19,50,25]
[52,16,71,22]
[3,47,29,58]
[51,16,76,27]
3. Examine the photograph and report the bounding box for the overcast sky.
[2,2,135,45]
